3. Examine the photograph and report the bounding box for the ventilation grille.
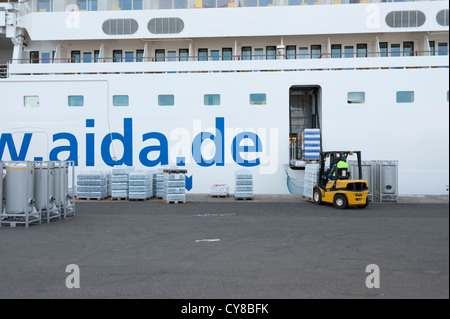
[102,19,139,35]
[436,9,449,27]
[148,18,184,34]
[385,11,426,28]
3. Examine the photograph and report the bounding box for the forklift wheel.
[333,194,348,209]
[313,187,322,205]
[357,199,370,209]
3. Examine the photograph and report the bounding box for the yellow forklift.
[313,151,370,209]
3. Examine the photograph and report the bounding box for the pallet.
[211,195,229,198]
[76,197,108,201]
[235,197,254,201]
[163,169,188,174]
[129,198,150,202]
[302,195,314,202]
[155,196,163,199]
[162,199,186,204]
[111,197,129,201]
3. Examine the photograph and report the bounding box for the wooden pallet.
[162,199,186,204]
[76,197,108,201]
[111,197,129,201]
[302,195,314,202]
[235,197,254,201]
[129,198,150,202]
[163,169,188,174]
[211,195,229,198]
[155,196,163,199]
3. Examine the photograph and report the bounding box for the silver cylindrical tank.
[4,162,35,214]
[361,164,373,194]
[54,162,69,207]
[34,162,55,210]
[381,164,397,194]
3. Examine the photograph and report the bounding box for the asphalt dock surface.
[0,196,448,299]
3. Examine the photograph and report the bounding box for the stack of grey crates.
[129,171,153,200]
[76,171,108,199]
[235,170,253,199]
[111,165,134,199]
[163,169,187,202]
[155,168,165,198]
[106,171,112,197]
[303,164,320,199]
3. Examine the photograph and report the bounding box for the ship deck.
[0,196,448,299]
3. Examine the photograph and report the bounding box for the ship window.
[71,51,81,63]
[436,9,449,26]
[311,45,321,59]
[391,44,401,57]
[83,52,92,63]
[266,46,276,60]
[298,47,308,59]
[158,95,175,106]
[24,96,39,108]
[175,0,188,9]
[344,46,354,58]
[429,41,435,56]
[385,11,426,28]
[136,50,144,62]
[438,43,448,56]
[204,94,221,106]
[244,0,258,7]
[286,46,296,59]
[250,94,267,105]
[42,52,51,64]
[347,92,365,104]
[211,50,220,61]
[331,44,341,59]
[242,47,252,61]
[357,44,367,58]
[68,96,84,107]
[155,49,165,62]
[148,18,185,34]
[379,42,388,57]
[403,42,415,57]
[94,50,100,63]
[113,50,123,62]
[102,19,139,35]
[118,0,142,10]
[254,48,264,60]
[168,51,177,62]
[198,49,208,61]
[113,95,129,107]
[78,0,98,11]
[222,48,232,61]
[259,0,274,6]
[125,52,134,62]
[396,91,414,103]
[179,49,189,61]
[37,0,52,12]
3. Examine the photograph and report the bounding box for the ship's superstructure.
[0,0,448,195]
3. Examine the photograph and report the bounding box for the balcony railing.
[5,0,445,14]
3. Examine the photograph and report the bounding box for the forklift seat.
[337,168,350,180]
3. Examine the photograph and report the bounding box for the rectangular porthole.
[204,94,220,106]
[24,96,39,108]
[113,95,129,107]
[250,94,267,105]
[396,91,414,103]
[68,95,84,107]
[347,92,365,104]
[158,95,175,106]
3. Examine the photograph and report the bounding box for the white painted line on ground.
[195,239,221,243]
[194,213,236,217]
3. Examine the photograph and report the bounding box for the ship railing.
[7,53,448,76]
[16,0,442,14]
[13,49,449,65]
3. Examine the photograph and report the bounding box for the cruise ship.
[0,0,448,195]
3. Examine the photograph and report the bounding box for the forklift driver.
[328,155,349,180]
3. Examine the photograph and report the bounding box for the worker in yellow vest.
[328,156,349,180]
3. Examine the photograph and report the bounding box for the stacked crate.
[111,165,134,200]
[129,171,153,201]
[155,168,165,198]
[210,184,230,198]
[235,170,253,200]
[76,171,108,199]
[302,129,321,161]
[106,171,112,198]
[163,169,187,204]
[303,164,320,200]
